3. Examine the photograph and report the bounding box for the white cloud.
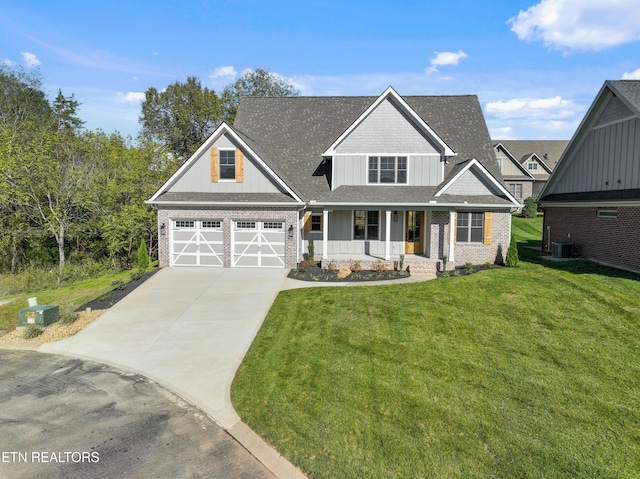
[491,127,514,139]
[116,91,145,104]
[622,69,640,80]
[426,50,468,74]
[210,65,237,80]
[509,0,640,53]
[21,52,41,68]
[152,51,160,56]
[485,96,581,120]
[3,59,15,66]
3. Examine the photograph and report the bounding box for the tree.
[140,76,222,160]
[0,65,51,133]
[221,68,299,124]
[522,196,538,218]
[52,89,84,132]
[505,233,519,267]
[137,238,149,271]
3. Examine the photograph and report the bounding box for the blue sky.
[1,0,639,140]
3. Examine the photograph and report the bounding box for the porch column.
[448,210,455,262]
[385,210,392,260]
[322,209,329,259]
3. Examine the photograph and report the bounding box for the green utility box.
[18,305,60,327]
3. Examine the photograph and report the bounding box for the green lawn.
[232,216,640,478]
[0,267,154,333]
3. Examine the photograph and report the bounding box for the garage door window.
[201,221,221,228]
[263,222,284,230]
[236,221,256,229]
[174,220,195,228]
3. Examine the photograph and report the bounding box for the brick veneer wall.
[430,210,511,266]
[543,206,640,273]
[157,206,299,268]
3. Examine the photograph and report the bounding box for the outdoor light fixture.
[288,224,294,238]
[393,211,398,222]
[160,223,166,236]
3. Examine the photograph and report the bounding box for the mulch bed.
[287,265,410,282]
[76,270,158,311]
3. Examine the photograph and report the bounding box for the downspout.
[448,210,456,262]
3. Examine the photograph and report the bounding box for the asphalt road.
[0,350,276,479]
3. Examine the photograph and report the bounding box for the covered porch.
[301,208,459,270]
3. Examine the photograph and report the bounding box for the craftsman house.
[493,140,568,200]
[539,80,640,273]
[148,87,521,272]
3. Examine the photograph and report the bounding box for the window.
[509,183,523,199]
[311,215,322,231]
[368,156,407,184]
[263,222,284,229]
[456,212,484,243]
[597,210,618,218]
[354,211,379,240]
[174,220,195,228]
[219,150,236,180]
[201,221,221,229]
[497,158,502,168]
[236,221,256,229]
[527,162,538,171]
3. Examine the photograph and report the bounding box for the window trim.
[509,183,523,199]
[456,212,484,244]
[310,214,323,232]
[527,162,539,171]
[218,148,236,182]
[353,210,380,241]
[367,155,408,184]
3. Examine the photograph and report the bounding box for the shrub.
[374,261,386,273]
[324,261,338,273]
[23,325,43,339]
[464,262,474,274]
[505,233,519,267]
[522,196,538,218]
[137,239,150,272]
[129,271,144,281]
[111,280,126,291]
[350,261,362,273]
[483,262,493,270]
[60,310,77,325]
[441,255,448,272]
[299,259,317,272]
[307,242,315,260]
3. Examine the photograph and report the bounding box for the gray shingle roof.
[493,140,569,170]
[608,80,640,114]
[315,185,513,206]
[153,192,299,204]
[233,95,500,202]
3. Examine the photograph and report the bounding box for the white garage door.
[232,220,286,268]
[171,220,224,267]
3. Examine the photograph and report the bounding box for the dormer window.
[527,162,538,171]
[368,156,407,184]
[219,150,236,180]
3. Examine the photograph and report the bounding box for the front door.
[404,211,423,254]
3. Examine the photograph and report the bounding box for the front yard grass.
[232,225,640,478]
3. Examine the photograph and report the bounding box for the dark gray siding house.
[539,80,640,273]
[147,87,521,273]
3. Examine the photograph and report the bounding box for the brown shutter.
[236,149,244,183]
[483,212,493,245]
[303,212,312,232]
[210,148,219,182]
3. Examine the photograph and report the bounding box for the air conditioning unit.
[552,242,574,258]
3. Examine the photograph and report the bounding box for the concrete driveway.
[0,350,276,479]
[40,267,304,479]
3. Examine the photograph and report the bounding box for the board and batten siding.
[553,116,640,194]
[332,154,442,188]
[170,133,283,194]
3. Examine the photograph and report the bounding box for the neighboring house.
[147,87,521,272]
[539,80,640,273]
[493,140,568,201]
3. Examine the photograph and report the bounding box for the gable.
[594,94,635,127]
[169,132,286,195]
[334,98,441,154]
[442,167,503,196]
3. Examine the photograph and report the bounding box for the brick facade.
[543,206,640,273]
[453,210,511,265]
[157,206,299,268]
